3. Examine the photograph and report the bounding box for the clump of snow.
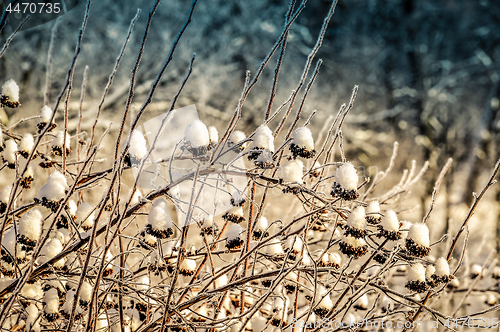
[425,265,436,280]
[43,288,59,315]
[36,171,68,202]
[147,199,173,238]
[40,105,53,123]
[76,203,95,231]
[280,160,304,183]
[129,130,147,160]
[96,313,109,331]
[292,127,314,150]
[471,263,482,278]
[3,140,17,164]
[2,79,19,103]
[366,201,380,214]
[251,125,274,152]
[2,228,26,262]
[408,223,430,247]
[315,287,333,315]
[0,185,12,203]
[435,257,450,277]
[228,130,246,147]
[21,280,43,302]
[329,252,341,266]
[26,304,40,332]
[408,263,426,282]
[38,238,64,268]
[208,126,218,143]
[18,208,43,242]
[185,120,210,148]
[254,217,268,232]
[347,206,366,231]
[80,281,93,304]
[380,210,399,232]
[354,294,368,310]
[180,257,197,274]
[129,189,143,205]
[52,131,70,149]
[266,238,284,256]
[20,134,34,155]
[227,224,243,242]
[335,162,358,191]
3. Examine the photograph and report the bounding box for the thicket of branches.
[0,1,499,332]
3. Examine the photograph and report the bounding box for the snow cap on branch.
[185,119,210,148]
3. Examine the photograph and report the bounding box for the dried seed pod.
[331,162,359,200]
[19,134,34,158]
[225,224,244,250]
[290,127,315,159]
[366,201,381,224]
[37,105,57,133]
[222,206,245,224]
[338,234,368,259]
[51,131,71,156]
[185,120,210,156]
[344,206,367,239]
[405,223,431,258]
[128,129,148,165]
[2,140,17,169]
[227,130,247,151]
[43,288,59,322]
[76,203,95,232]
[18,208,43,251]
[378,210,402,240]
[405,263,429,293]
[145,199,173,239]
[200,215,216,236]
[252,217,269,240]
[1,79,20,108]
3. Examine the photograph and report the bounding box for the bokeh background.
[0,0,499,254]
